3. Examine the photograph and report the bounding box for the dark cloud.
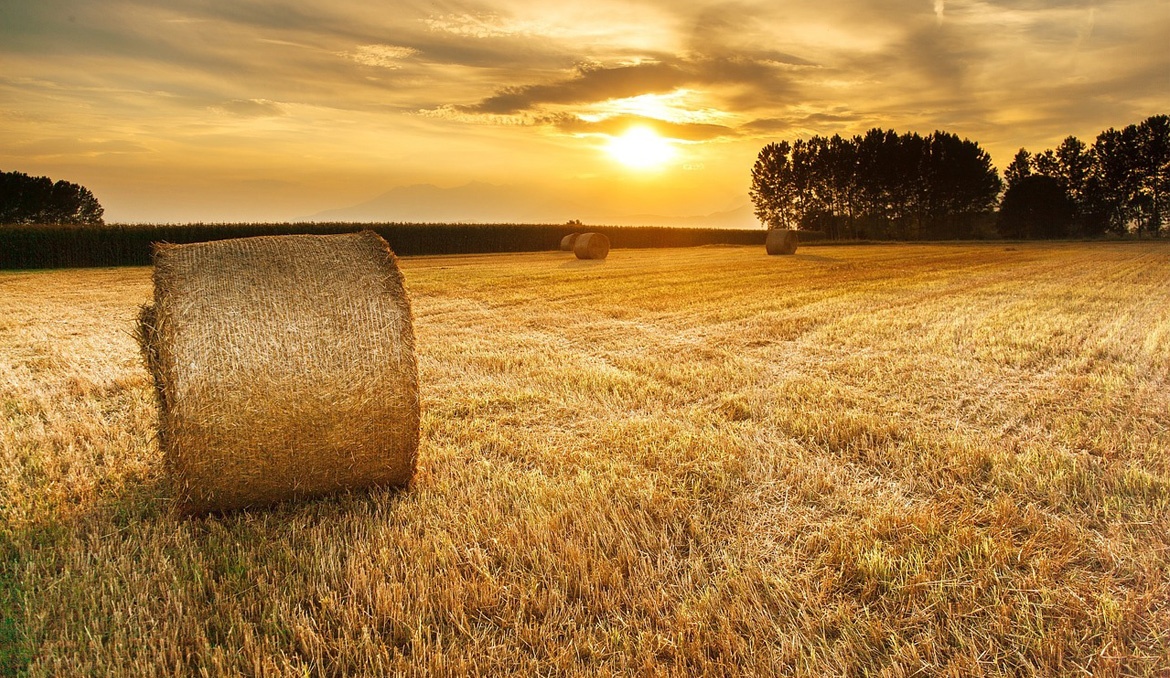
[458,54,808,115]
[546,113,736,141]
[743,108,862,135]
[459,61,687,114]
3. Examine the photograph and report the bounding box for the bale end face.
[140,230,420,514]
[560,233,581,251]
[765,229,799,255]
[574,232,610,260]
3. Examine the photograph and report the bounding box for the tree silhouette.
[1133,115,1170,236]
[1004,149,1032,191]
[750,141,797,229]
[751,128,1000,239]
[0,171,104,225]
[1089,127,1140,235]
[1016,116,1170,237]
[918,131,1002,237]
[998,175,1073,239]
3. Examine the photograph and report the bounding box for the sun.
[606,126,676,169]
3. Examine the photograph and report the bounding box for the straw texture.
[560,233,581,251]
[139,231,419,514]
[573,232,610,260]
[765,229,799,255]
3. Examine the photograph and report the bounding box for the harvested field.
[2,242,1169,676]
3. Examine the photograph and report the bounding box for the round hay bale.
[138,230,419,514]
[560,232,581,251]
[765,229,798,255]
[573,232,610,260]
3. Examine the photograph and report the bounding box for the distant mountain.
[304,182,762,229]
[606,204,760,229]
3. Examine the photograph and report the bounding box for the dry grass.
[2,242,1168,676]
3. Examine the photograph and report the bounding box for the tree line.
[1000,115,1169,238]
[750,129,1001,240]
[751,115,1169,240]
[0,170,104,225]
[0,223,773,269]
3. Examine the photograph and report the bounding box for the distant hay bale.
[765,229,798,255]
[560,233,581,251]
[138,231,419,514]
[574,232,610,260]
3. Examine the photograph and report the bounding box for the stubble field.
[2,242,1168,676]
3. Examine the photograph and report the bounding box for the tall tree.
[789,138,826,227]
[750,141,797,229]
[1133,115,1170,236]
[1054,136,1092,225]
[1090,127,1139,235]
[919,131,1002,235]
[1004,148,1032,191]
[854,128,905,229]
[819,134,860,238]
[1032,149,1060,178]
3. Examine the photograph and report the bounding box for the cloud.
[213,98,287,117]
[743,108,863,136]
[547,113,737,141]
[424,13,540,38]
[10,137,153,158]
[458,54,810,115]
[459,60,687,114]
[343,44,419,69]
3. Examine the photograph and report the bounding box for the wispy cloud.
[213,98,287,117]
[343,44,420,69]
[425,13,545,39]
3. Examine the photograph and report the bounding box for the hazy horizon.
[3,0,1168,223]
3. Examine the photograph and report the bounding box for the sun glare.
[606,127,676,169]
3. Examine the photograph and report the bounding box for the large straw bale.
[574,232,610,260]
[560,233,581,251]
[765,229,799,255]
[138,231,419,514]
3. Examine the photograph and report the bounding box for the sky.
[2,0,1168,224]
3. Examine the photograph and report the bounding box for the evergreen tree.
[1004,148,1032,191]
[749,142,796,229]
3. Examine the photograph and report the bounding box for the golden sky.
[2,0,1168,223]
